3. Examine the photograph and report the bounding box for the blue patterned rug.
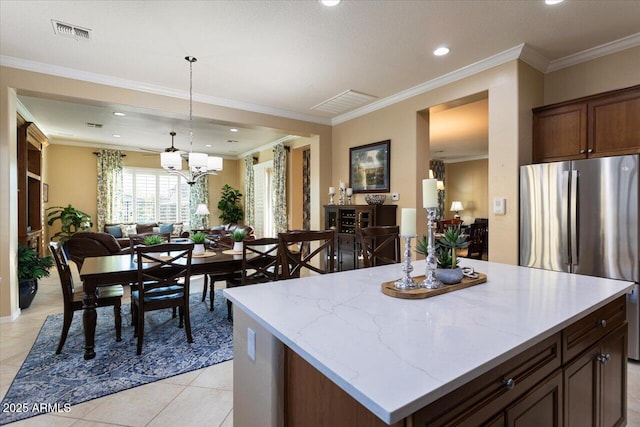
[0,291,233,425]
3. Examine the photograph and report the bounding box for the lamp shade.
[207,156,223,171]
[437,180,445,191]
[161,151,182,170]
[189,152,208,170]
[195,203,210,215]
[450,201,464,212]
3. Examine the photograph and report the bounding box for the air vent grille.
[86,122,103,128]
[52,20,92,41]
[311,90,378,114]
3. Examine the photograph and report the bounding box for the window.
[253,161,274,237]
[123,167,191,227]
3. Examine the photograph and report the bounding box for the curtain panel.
[96,149,123,232]
[244,155,255,228]
[273,143,288,234]
[189,178,208,230]
[430,160,446,219]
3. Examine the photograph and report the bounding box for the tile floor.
[1,268,639,426]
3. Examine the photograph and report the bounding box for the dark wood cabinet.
[505,369,563,427]
[17,115,47,255]
[323,204,397,271]
[533,84,640,163]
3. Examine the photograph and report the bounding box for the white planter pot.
[193,243,205,255]
[233,241,243,252]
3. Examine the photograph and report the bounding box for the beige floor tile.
[78,382,185,427]
[146,387,233,427]
[6,412,78,426]
[159,368,204,386]
[191,360,233,390]
[69,420,128,427]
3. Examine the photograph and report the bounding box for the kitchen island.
[223,259,634,426]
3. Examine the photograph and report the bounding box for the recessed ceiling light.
[433,47,450,56]
[545,0,564,4]
[205,144,212,147]
[112,134,121,138]
[320,0,341,6]
[113,112,125,116]
[230,128,238,132]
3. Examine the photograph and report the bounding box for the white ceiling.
[1,0,639,159]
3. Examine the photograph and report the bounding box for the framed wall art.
[349,140,390,193]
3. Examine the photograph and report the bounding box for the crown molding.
[547,32,640,73]
[238,135,299,159]
[518,44,550,73]
[439,154,489,164]
[0,55,332,126]
[332,44,525,125]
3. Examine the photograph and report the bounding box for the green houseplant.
[416,226,469,284]
[17,245,53,309]
[231,229,246,252]
[190,232,207,255]
[46,204,93,246]
[217,184,243,224]
[143,235,164,246]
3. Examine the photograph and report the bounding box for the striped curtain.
[244,155,255,228]
[96,149,123,232]
[273,143,288,233]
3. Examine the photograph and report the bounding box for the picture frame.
[349,140,390,193]
[43,183,49,203]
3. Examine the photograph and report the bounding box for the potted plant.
[231,229,246,252]
[46,204,93,246]
[17,245,53,309]
[190,232,207,255]
[416,226,469,284]
[143,235,164,246]
[217,184,243,224]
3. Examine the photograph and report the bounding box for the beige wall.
[444,159,489,224]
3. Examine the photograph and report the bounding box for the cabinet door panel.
[505,370,563,427]
[589,88,640,157]
[533,103,587,162]
[564,346,598,427]
[600,324,627,427]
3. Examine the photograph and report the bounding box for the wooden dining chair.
[278,230,335,279]
[224,237,281,320]
[437,218,463,233]
[357,225,401,268]
[49,242,123,354]
[466,222,488,260]
[132,242,194,355]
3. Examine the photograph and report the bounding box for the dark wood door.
[505,370,562,427]
[564,344,599,427]
[589,86,640,158]
[533,103,587,162]
[599,324,627,427]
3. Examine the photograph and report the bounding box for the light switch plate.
[392,193,399,201]
[493,197,506,215]
[247,328,256,361]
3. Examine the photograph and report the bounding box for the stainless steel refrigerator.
[520,154,639,360]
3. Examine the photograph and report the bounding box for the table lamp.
[450,201,464,219]
[195,203,210,230]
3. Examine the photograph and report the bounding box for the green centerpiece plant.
[231,229,246,252]
[417,226,469,284]
[143,235,164,246]
[190,232,207,255]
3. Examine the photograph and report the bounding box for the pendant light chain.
[187,56,197,151]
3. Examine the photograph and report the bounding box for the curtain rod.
[93,152,126,157]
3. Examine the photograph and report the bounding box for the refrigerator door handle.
[562,171,570,264]
[570,170,579,266]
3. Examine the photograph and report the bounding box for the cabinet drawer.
[562,295,626,363]
[411,333,561,426]
[339,234,356,250]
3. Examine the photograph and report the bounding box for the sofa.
[103,222,189,248]
[208,223,255,238]
[67,232,131,269]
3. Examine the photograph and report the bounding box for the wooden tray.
[381,273,487,299]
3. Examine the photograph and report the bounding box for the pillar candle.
[329,187,335,195]
[400,208,416,236]
[422,178,438,208]
[339,180,346,189]
[346,188,353,196]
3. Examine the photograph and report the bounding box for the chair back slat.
[278,230,335,279]
[242,238,281,285]
[49,242,75,304]
[357,226,401,268]
[134,243,193,305]
[467,222,488,259]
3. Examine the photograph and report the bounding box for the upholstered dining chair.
[132,242,194,355]
[49,242,123,354]
[224,237,281,320]
[278,230,335,279]
[357,225,401,268]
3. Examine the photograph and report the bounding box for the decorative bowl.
[365,194,386,205]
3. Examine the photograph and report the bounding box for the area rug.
[0,291,233,425]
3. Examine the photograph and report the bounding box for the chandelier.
[161,56,223,185]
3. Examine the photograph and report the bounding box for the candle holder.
[394,234,418,289]
[329,191,335,205]
[421,207,442,289]
[339,187,345,205]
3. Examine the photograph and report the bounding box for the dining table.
[78,248,244,360]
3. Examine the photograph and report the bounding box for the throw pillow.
[159,223,173,234]
[171,223,183,236]
[152,226,161,233]
[120,224,137,238]
[105,224,123,238]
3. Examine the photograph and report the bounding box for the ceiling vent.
[311,90,378,115]
[52,20,92,41]
[86,122,103,128]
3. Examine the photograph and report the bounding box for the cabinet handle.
[587,148,593,153]
[502,378,515,390]
[598,319,607,327]
[597,353,611,364]
[580,149,586,154]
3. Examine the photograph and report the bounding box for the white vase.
[233,241,243,252]
[193,243,205,255]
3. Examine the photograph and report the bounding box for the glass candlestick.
[395,234,418,289]
[421,207,442,289]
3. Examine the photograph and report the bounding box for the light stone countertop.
[224,259,634,424]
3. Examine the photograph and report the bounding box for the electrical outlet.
[247,328,256,361]
[392,193,399,201]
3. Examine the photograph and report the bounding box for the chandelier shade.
[160,56,223,185]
